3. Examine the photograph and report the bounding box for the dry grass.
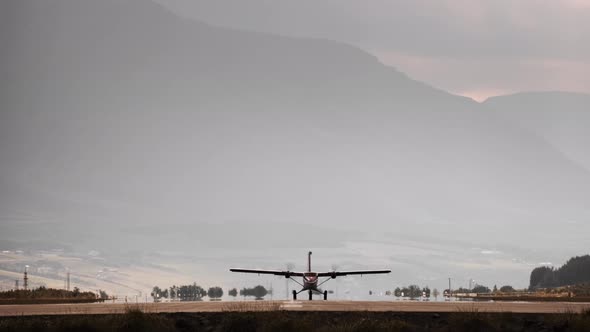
[448,305,498,332]
[314,319,415,332]
[454,304,485,314]
[123,303,153,314]
[221,300,283,312]
[5,306,590,331]
[546,306,590,332]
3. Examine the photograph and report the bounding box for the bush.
[220,313,257,332]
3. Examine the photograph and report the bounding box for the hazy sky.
[2,0,590,295]
[156,0,590,101]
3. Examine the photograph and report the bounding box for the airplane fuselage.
[303,272,319,290]
[302,251,319,290]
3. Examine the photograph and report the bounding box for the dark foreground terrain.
[2,309,590,332]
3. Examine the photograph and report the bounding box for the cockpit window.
[304,272,318,281]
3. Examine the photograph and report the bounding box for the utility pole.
[67,269,70,291]
[24,265,29,290]
[448,278,452,300]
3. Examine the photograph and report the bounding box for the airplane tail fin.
[308,251,312,272]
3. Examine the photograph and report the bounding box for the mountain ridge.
[1,0,589,251]
[483,91,590,172]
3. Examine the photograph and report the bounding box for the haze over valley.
[1,0,589,299]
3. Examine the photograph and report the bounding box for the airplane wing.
[317,270,391,278]
[230,268,304,277]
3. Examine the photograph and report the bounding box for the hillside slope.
[485,92,590,172]
[1,0,589,253]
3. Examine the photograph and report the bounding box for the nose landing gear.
[292,289,328,301]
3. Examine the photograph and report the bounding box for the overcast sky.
[156,0,590,101]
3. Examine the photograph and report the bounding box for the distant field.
[457,295,590,302]
[0,298,101,305]
[0,251,195,299]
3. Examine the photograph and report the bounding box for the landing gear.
[324,290,328,300]
[292,290,297,300]
[308,290,313,301]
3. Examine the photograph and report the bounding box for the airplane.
[230,251,391,300]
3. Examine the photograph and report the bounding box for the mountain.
[0,0,457,111]
[1,0,590,256]
[484,92,590,172]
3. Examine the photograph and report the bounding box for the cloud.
[157,0,590,58]
[564,0,590,8]
[374,51,590,100]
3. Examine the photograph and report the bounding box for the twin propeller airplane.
[230,251,391,300]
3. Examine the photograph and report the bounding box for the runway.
[1,300,590,316]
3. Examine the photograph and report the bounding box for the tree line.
[387,283,518,300]
[391,285,433,299]
[151,284,270,301]
[530,255,590,290]
[445,284,516,295]
[0,286,103,299]
[0,286,108,304]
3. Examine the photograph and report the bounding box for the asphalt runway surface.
[1,300,590,316]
